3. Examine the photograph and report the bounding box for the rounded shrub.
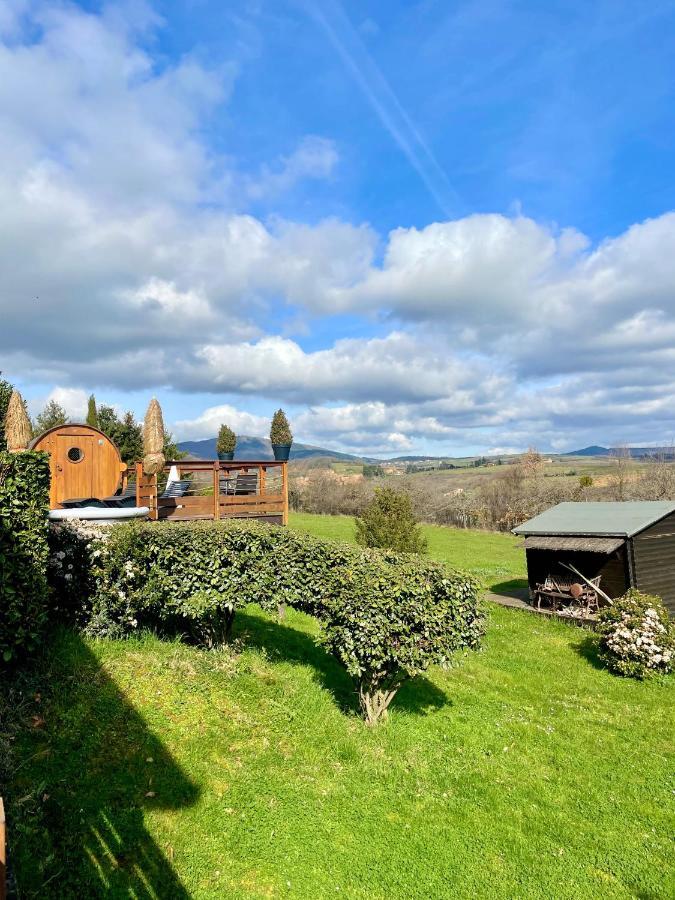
[596,589,674,678]
[270,409,292,445]
[216,424,236,455]
[355,486,427,554]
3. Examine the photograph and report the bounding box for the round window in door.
[67,446,84,463]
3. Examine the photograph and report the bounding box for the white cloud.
[2,2,675,455]
[30,386,88,421]
[173,404,268,441]
[247,136,339,199]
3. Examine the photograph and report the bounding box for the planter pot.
[272,443,292,462]
[217,450,235,461]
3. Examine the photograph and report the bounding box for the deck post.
[213,462,220,520]
[136,462,158,520]
[259,465,266,497]
[281,462,288,526]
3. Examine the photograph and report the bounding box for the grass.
[289,511,527,593]
[4,606,673,899]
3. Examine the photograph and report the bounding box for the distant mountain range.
[177,437,674,464]
[564,445,674,458]
[177,436,371,462]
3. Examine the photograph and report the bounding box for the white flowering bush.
[596,589,674,679]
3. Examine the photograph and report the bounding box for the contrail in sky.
[304,0,461,218]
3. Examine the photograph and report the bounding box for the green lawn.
[3,516,672,897]
[5,602,673,898]
[289,512,527,592]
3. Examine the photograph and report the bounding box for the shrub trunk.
[357,677,402,726]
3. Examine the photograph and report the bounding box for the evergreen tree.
[86,394,98,428]
[355,487,427,554]
[162,429,185,461]
[34,400,68,435]
[97,405,143,465]
[0,374,13,451]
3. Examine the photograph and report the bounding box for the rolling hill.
[177,436,370,462]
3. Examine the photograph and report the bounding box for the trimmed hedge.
[49,519,485,723]
[0,451,51,664]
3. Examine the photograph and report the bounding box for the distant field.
[289,512,526,592]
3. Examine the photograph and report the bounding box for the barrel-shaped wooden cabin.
[514,501,675,616]
[31,424,126,509]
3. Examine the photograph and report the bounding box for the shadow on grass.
[232,608,449,718]
[5,630,199,898]
[573,631,606,671]
[488,578,529,598]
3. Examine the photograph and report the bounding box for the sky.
[1,0,675,457]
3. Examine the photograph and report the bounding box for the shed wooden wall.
[631,511,675,616]
[525,547,629,600]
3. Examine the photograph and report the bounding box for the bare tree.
[608,446,632,501]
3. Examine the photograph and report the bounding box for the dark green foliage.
[270,409,292,445]
[355,486,428,554]
[0,375,13,451]
[362,464,385,478]
[98,406,143,465]
[162,429,184,461]
[217,424,237,454]
[596,589,674,678]
[0,451,50,663]
[49,519,484,723]
[86,394,98,428]
[34,399,68,435]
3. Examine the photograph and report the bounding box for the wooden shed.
[513,501,675,616]
[31,424,126,509]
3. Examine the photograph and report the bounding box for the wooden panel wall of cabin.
[632,518,675,616]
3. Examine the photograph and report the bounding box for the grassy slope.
[7,610,673,899]
[289,512,527,592]
[5,515,673,899]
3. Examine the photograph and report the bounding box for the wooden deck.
[135,460,289,525]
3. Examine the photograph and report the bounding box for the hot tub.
[49,506,150,525]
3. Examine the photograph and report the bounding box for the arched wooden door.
[31,424,126,508]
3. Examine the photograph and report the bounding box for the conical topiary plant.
[5,390,32,452]
[143,398,165,475]
[270,409,292,461]
[216,424,236,460]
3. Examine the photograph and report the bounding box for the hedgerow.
[0,451,51,664]
[49,519,485,723]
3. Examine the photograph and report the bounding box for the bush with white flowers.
[596,589,674,679]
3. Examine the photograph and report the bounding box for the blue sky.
[2,0,675,455]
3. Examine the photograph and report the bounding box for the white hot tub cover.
[49,506,150,524]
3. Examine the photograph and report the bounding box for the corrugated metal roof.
[513,501,675,538]
[523,535,625,553]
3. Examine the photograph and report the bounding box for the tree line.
[0,375,181,465]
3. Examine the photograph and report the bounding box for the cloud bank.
[1,2,675,454]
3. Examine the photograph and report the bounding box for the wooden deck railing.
[135,460,288,525]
